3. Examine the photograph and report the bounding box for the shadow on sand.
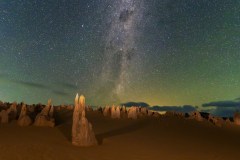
[56,113,149,145]
[96,120,149,145]
[55,110,73,141]
[57,122,73,141]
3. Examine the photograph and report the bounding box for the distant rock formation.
[208,115,224,127]
[111,105,120,119]
[66,105,74,110]
[137,107,148,118]
[120,106,127,118]
[116,106,121,118]
[140,107,148,115]
[128,106,138,119]
[41,99,52,116]
[110,106,115,118]
[49,104,54,117]
[152,111,160,118]
[0,110,8,123]
[188,111,203,121]
[97,106,103,113]
[27,105,35,113]
[103,106,111,117]
[34,99,55,127]
[233,112,240,126]
[147,110,153,116]
[18,103,32,126]
[72,94,97,147]
[165,111,185,118]
[86,106,93,112]
[225,118,233,126]
[7,102,17,121]
[0,101,7,109]
[60,104,66,109]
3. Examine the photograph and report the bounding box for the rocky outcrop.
[140,107,148,115]
[128,106,138,119]
[147,110,153,116]
[27,105,35,113]
[208,115,224,127]
[120,106,128,118]
[49,105,54,117]
[116,106,121,118]
[0,101,7,109]
[41,99,51,116]
[60,104,66,110]
[152,111,160,118]
[0,110,8,123]
[103,106,111,117]
[18,103,32,126]
[111,105,120,119]
[66,105,74,110]
[74,110,98,146]
[165,111,185,118]
[110,106,115,118]
[7,102,17,121]
[137,107,148,118]
[233,112,240,126]
[97,107,103,113]
[72,94,82,142]
[72,94,97,147]
[34,99,55,127]
[86,106,93,112]
[188,111,203,121]
[225,118,233,126]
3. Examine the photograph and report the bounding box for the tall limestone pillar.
[72,94,97,147]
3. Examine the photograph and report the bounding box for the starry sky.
[0,0,239,112]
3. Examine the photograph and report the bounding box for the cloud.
[213,108,239,117]
[121,102,150,108]
[202,101,240,108]
[201,107,240,117]
[1,75,47,89]
[149,105,197,113]
[52,90,70,97]
[201,99,240,117]
[12,80,48,89]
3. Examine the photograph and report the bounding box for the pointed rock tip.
[75,93,79,100]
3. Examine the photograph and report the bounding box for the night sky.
[0,0,239,115]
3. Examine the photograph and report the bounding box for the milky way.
[100,0,145,100]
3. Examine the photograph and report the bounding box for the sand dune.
[0,108,240,160]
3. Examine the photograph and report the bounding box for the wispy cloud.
[14,80,48,89]
[201,98,240,117]
[202,101,240,108]
[52,90,70,97]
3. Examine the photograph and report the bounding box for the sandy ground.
[0,110,240,160]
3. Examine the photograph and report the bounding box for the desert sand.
[0,107,240,160]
